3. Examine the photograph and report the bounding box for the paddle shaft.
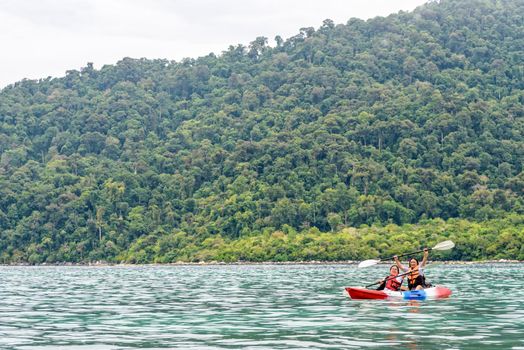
[381,248,430,262]
[365,268,420,288]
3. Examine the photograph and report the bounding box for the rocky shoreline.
[1,259,522,267]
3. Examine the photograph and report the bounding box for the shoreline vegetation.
[117,215,524,264]
[2,215,524,265]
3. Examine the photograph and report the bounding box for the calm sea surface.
[0,264,522,349]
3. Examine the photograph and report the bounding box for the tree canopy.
[0,0,523,263]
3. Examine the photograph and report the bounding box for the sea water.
[0,264,522,349]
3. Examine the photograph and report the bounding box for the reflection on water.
[0,264,522,349]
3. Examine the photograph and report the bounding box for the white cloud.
[0,0,428,88]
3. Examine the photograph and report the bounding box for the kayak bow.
[345,286,452,300]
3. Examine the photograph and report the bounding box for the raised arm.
[394,255,408,272]
[420,248,429,267]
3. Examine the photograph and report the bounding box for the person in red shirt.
[376,265,404,291]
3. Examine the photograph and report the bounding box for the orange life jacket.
[407,268,419,285]
[407,268,426,289]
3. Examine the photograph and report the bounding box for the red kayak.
[346,286,452,300]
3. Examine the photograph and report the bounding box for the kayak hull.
[346,286,452,300]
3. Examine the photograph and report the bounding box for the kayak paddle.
[358,240,455,268]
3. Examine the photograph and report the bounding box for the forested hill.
[0,0,523,263]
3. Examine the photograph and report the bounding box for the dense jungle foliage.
[0,0,523,263]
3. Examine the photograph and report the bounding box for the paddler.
[394,248,429,290]
[376,265,404,291]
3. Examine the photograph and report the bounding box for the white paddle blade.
[358,259,380,268]
[432,240,455,251]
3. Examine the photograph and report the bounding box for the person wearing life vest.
[376,265,404,291]
[394,248,429,290]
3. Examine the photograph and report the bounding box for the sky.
[0,0,428,88]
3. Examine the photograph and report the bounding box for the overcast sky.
[0,0,428,88]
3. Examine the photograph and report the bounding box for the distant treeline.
[120,215,524,263]
[0,0,523,263]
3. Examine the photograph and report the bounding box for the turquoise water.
[0,264,522,349]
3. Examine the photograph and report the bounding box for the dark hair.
[409,258,419,265]
[390,265,399,273]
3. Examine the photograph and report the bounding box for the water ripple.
[0,264,522,349]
